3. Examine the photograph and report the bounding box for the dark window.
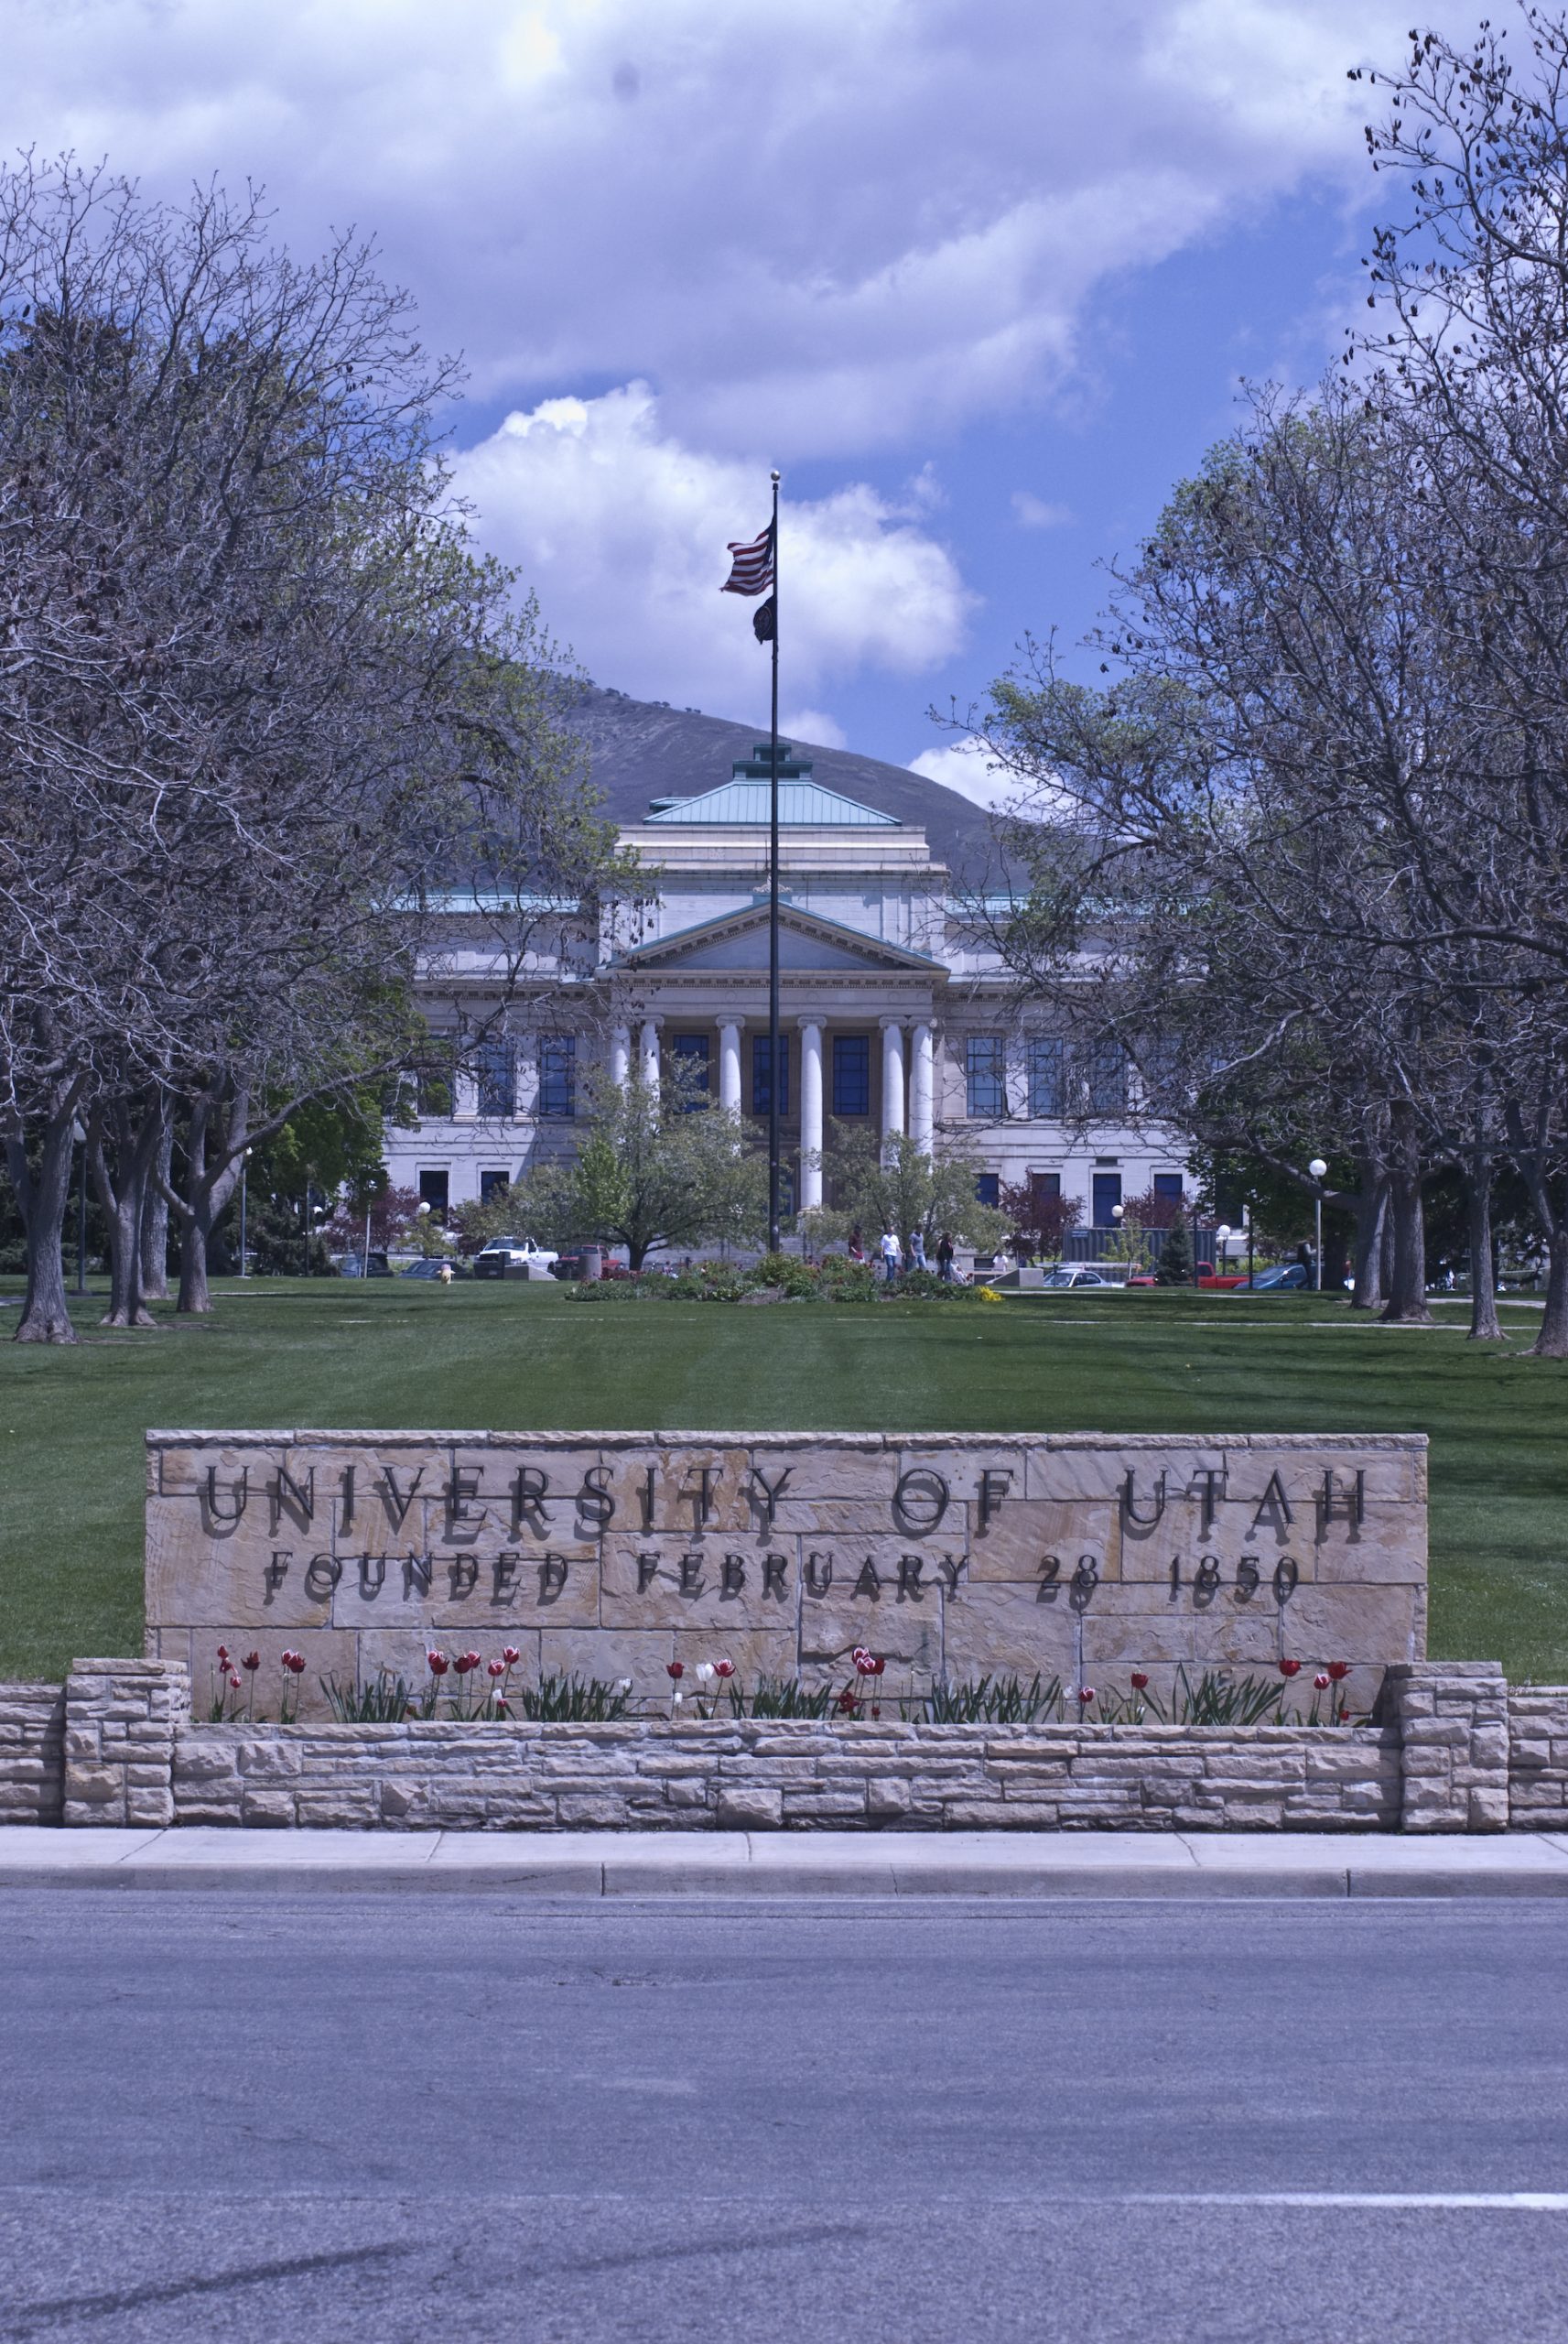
[1091,1171,1122,1227]
[1081,1043,1128,1116]
[480,1169,510,1204]
[671,1033,710,1109]
[1030,1171,1062,1214]
[477,1039,515,1118]
[752,1033,790,1116]
[1153,1172,1184,1206]
[1028,1037,1065,1117]
[415,1062,452,1119]
[966,1036,1006,1118]
[975,1172,1000,1208]
[832,1033,870,1116]
[417,1168,449,1218]
[539,1036,577,1119]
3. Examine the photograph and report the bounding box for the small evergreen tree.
[1156,1215,1194,1286]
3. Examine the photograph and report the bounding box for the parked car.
[552,1251,633,1281]
[402,1256,470,1280]
[339,1251,392,1278]
[471,1237,559,1280]
[1040,1264,1113,1289]
[1235,1264,1309,1291]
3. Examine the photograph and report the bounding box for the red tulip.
[1130,1672,1150,1691]
[242,1652,261,1672]
[285,1654,307,1675]
[871,1656,886,1677]
[228,1673,242,1689]
[454,1654,476,1676]
[1326,1661,1350,1682]
[502,1646,521,1667]
[714,1659,736,1679]
[494,1697,509,1715]
[851,1645,874,1672]
[217,1645,231,1666]
[1314,1673,1331,1690]
[488,1659,505,1678]
[1279,1658,1302,1678]
[871,1703,881,1719]
[666,1661,684,1680]
[427,1650,450,1677]
[835,1688,858,1713]
[1077,1686,1096,1705]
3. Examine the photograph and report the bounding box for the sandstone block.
[714,1785,784,1829]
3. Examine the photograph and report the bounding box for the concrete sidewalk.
[5,1824,1568,1896]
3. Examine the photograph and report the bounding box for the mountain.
[558,686,1006,881]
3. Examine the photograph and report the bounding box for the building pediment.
[615,903,941,976]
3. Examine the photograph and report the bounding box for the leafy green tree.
[816,1127,1011,1255]
[510,1071,767,1271]
[1156,1216,1193,1286]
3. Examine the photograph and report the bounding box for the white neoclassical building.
[386,740,1190,1240]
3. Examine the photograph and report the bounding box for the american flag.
[720,518,774,597]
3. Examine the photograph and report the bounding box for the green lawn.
[1,1278,1565,1681]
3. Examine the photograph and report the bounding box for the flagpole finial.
[771,469,781,483]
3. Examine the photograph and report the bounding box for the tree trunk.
[141,1123,172,1301]
[1379,1106,1432,1324]
[90,1099,166,1329]
[1465,1145,1504,1342]
[178,1214,211,1315]
[1350,1173,1390,1311]
[8,1119,80,1344]
[1533,1223,1568,1358]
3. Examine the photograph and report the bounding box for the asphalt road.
[2,1894,1566,2342]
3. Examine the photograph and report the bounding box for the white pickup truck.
[470,1237,560,1280]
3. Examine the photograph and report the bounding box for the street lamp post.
[1308,1157,1328,1292]
[239,1148,252,1278]
[1217,1222,1231,1279]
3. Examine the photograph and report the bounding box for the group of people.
[847,1226,960,1283]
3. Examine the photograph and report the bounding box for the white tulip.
[696,1662,715,1682]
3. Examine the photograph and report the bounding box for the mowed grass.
[0,1277,1565,1680]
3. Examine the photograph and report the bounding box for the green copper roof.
[644,776,901,827]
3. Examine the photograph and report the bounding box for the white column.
[452,1068,479,1123]
[797,1017,824,1209]
[880,1017,906,1142]
[910,1021,935,1153]
[716,1016,744,1115]
[639,1016,662,1096]
[609,1024,631,1089]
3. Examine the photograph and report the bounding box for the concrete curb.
[5,1826,1568,1897]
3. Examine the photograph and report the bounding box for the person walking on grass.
[880,1227,902,1285]
[910,1228,928,1275]
[935,1231,955,1283]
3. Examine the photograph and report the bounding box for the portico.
[388,741,1191,1233]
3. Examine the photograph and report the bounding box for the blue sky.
[4,0,1448,800]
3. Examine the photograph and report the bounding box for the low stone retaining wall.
[3,1657,1563,1833]
[1507,1687,1568,1830]
[0,1681,64,1825]
[172,1714,1401,1833]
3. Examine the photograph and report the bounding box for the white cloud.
[450,385,971,719]
[0,0,1426,461]
[908,740,1017,814]
[1012,493,1074,531]
[781,710,848,751]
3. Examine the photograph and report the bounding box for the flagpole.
[767,467,782,1253]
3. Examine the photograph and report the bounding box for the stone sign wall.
[146,1430,1427,1718]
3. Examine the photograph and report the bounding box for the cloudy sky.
[5,0,1441,797]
